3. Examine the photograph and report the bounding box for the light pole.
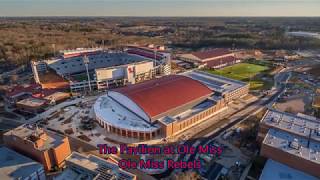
[83,55,92,92]
[154,48,157,66]
[52,44,56,57]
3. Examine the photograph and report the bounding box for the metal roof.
[181,70,247,93]
[206,56,236,67]
[261,109,320,142]
[263,128,320,165]
[191,48,232,60]
[0,147,44,180]
[63,152,136,180]
[113,75,213,119]
[259,159,318,180]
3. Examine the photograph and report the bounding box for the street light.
[83,55,92,92]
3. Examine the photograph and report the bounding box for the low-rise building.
[4,84,42,105]
[4,83,70,110]
[55,152,136,180]
[258,109,320,142]
[3,124,72,171]
[313,96,320,118]
[181,70,249,102]
[0,147,45,180]
[258,109,320,178]
[177,49,240,69]
[16,97,47,113]
[43,92,71,104]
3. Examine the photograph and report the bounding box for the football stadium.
[31,46,171,92]
[93,71,249,140]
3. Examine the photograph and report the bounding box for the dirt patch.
[276,97,305,114]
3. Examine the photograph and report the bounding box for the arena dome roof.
[110,75,213,121]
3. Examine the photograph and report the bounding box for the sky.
[0,0,320,17]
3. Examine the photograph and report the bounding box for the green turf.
[205,63,271,90]
[72,73,89,82]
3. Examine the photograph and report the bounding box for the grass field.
[71,73,90,82]
[206,63,271,90]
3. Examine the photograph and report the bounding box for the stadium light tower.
[83,55,92,92]
[52,44,56,57]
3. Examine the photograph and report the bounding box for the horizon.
[1,0,320,17]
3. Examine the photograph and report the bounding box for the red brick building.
[178,49,240,69]
[3,125,72,171]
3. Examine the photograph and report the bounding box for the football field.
[206,63,270,90]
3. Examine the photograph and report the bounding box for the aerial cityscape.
[1,1,320,180]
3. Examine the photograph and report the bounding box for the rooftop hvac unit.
[289,138,300,150]
[270,117,279,123]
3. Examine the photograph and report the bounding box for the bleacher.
[127,49,163,60]
[46,52,149,75]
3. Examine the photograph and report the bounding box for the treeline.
[1,17,320,66]
[0,20,162,66]
[0,41,54,64]
[171,34,320,50]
